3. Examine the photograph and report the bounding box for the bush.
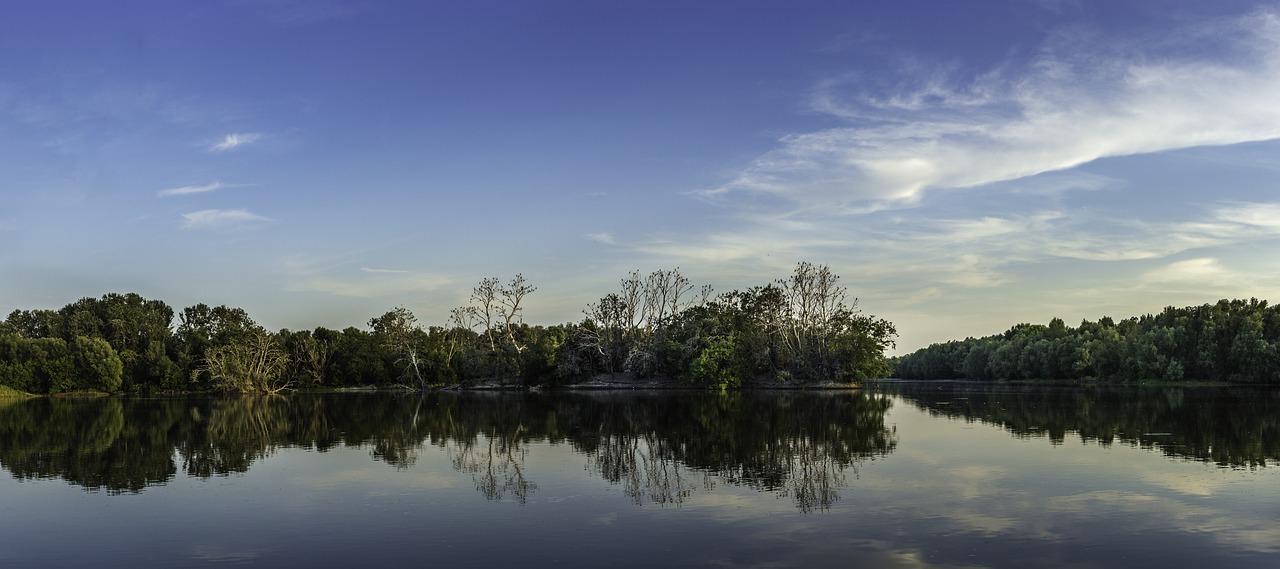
[687,336,743,389]
[72,336,124,392]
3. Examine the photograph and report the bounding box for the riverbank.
[0,386,34,398]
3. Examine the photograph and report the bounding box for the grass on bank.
[0,385,35,398]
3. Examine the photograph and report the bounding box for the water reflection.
[572,392,896,511]
[0,391,896,510]
[0,397,175,493]
[878,381,1280,467]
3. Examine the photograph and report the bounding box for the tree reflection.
[591,431,701,506]
[449,427,537,503]
[0,397,177,494]
[883,382,1280,468]
[568,391,896,511]
[0,391,896,510]
[183,396,297,476]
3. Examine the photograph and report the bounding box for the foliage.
[0,334,125,394]
[573,263,897,386]
[687,335,744,389]
[71,336,124,392]
[0,263,900,393]
[896,298,1280,384]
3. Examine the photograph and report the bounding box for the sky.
[3,0,1280,354]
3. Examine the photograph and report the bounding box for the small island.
[0,262,897,395]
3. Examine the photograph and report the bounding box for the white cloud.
[181,209,271,229]
[999,170,1124,196]
[919,215,1045,242]
[1043,202,1280,262]
[708,10,1280,212]
[587,232,616,245]
[158,181,232,197]
[634,230,832,270]
[210,133,262,152]
[1213,202,1280,229]
[1143,258,1232,284]
[360,267,410,274]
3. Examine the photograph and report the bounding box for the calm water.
[1,384,1277,568]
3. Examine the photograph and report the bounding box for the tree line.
[895,298,1280,383]
[0,262,896,394]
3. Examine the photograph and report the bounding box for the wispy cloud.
[1213,202,1280,230]
[707,10,1280,212]
[279,256,453,299]
[181,209,271,229]
[587,232,616,245]
[158,181,235,197]
[209,133,262,152]
[1143,258,1231,284]
[1135,257,1267,301]
[294,273,451,298]
[624,193,1280,331]
[1041,202,1280,262]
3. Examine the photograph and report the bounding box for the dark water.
[1,384,1276,568]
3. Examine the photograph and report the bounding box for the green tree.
[688,335,743,389]
[58,293,178,391]
[4,309,63,339]
[71,336,124,392]
[328,327,389,387]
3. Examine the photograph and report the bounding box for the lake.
[1,383,1277,568]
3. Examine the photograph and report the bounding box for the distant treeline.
[0,262,896,394]
[894,298,1280,383]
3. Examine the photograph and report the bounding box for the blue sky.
[4,0,1280,353]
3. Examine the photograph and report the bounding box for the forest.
[894,298,1280,384]
[0,262,897,394]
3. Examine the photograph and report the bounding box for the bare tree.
[470,278,501,355]
[203,330,291,394]
[583,293,629,373]
[297,333,333,386]
[498,273,536,356]
[780,262,852,366]
[445,306,480,364]
[370,307,425,388]
[577,267,706,376]
[643,268,695,331]
[619,271,645,343]
[456,274,538,380]
[698,284,715,307]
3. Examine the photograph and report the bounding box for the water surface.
[1,385,1276,568]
